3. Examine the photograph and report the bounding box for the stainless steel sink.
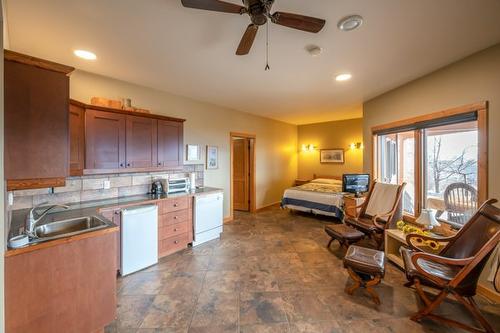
[33,216,108,241]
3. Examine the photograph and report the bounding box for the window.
[372,103,487,228]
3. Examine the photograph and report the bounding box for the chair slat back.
[444,183,478,226]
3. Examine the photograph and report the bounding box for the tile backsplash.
[9,164,204,210]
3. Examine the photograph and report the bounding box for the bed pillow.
[311,178,342,185]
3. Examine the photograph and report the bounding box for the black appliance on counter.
[150,180,164,195]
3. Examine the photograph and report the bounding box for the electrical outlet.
[8,192,14,206]
[103,180,111,189]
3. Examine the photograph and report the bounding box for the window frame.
[371,102,488,223]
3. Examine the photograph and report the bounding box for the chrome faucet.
[25,203,70,237]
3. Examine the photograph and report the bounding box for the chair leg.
[327,238,334,248]
[454,294,495,333]
[345,268,381,305]
[345,267,362,295]
[364,275,382,305]
[411,288,448,322]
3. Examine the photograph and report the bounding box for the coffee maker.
[150,180,164,195]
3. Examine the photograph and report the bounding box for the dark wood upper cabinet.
[70,100,184,174]
[126,115,158,168]
[69,101,85,176]
[158,120,183,167]
[85,109,126,170]
[4,50,74,191]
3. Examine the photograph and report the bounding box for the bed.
[281,175,345,219]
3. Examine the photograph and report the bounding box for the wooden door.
[85,109,126,170]
[157,120,183,167]
[69,102,85,176]
[233,138,250,211]
[126,115,158,168]
[4,57,71,190]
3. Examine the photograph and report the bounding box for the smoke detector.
[306,45,323,57]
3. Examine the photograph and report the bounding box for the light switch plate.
[103,180,111,189]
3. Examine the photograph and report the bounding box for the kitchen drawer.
[159,221,188,240]
[159,209,189,227]
[159,232,188,257]
[159,196,189,214]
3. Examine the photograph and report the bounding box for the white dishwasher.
[193,192,223,246]
[121,205,158,276]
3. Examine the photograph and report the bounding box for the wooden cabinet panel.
[100,208,122,272]
[159,209,190,227]
[5,231,117,333]
[85,109,126,170]
[4,52,73,190]
[159,221,189,240]
[159,233,189,257]
[158,197,189,214]
[157,120,183,167]
[126,115,158,168]
[69,102,85,176]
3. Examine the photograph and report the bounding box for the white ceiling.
[5,0,500,124]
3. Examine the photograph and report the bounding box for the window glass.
[424,121,478,227]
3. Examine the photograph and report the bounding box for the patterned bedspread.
[281,182,344,218]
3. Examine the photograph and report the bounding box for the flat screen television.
[342,174,370,196]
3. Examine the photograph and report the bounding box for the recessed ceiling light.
[335,73,352,82]
[337,15,363,31]
[73,49,97,60]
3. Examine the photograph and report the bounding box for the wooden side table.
[343,195,366,217]
[294,179,311,186]
[385,229,444,269]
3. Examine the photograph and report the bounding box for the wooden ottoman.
[324,224,365,250]
[343,245,386,305]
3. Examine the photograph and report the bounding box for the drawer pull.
[173,203,179,207]
[174,228,178,231]
[174,216,178,219]
[174,240,179,244]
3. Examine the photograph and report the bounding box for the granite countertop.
[7,187,223,254]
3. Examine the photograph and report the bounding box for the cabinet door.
[5,60,69,190]
[157,120,183,167]
[85,109,126,170]
[69,103,85,176]
[126,115,158,168]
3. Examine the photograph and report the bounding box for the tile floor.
[105,207,500,333]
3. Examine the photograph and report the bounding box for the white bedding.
[282,182,344,217]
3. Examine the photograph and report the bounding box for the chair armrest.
[371,210,393,229]
[406,233,455,252]
[410,252,473,286]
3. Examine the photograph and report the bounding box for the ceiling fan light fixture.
[337,15,363,31]
[335,73,352,82]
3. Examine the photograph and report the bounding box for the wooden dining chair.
[401,199,500,333]
[344,180,406,250]
[444,182,478,227]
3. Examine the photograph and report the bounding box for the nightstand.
[295,179,311,186]
[343,195,366,217]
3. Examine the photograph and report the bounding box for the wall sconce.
[350,142,363,150]
[301,144,317,152]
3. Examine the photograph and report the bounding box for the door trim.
[230,132,256,220]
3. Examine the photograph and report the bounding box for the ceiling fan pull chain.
[265,21,270,71]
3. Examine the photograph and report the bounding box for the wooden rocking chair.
[401,199,500,333]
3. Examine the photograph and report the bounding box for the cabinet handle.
[174,240,179,244]
[127,163,131,167]
[174,203,178,207]
[174,228,178,231]
[174,216,178,219]
[120,163,124,167]
[158,162,162,166]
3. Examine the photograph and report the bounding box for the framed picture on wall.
[206,145,219,169]
[186,144,201,162]
[320,148,344,164]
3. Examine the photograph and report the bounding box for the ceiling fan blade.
[236,24,258,55]
[272,12,325,33]
[181,0,244,14]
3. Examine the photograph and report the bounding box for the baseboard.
[256,202,281,213]
[223,215,234,223]
[477,282,500,303]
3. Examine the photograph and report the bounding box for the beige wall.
[363,43,500,296]
[297,118,363,180]
[70,70,298,218]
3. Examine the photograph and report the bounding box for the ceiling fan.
[180,0,326,55]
